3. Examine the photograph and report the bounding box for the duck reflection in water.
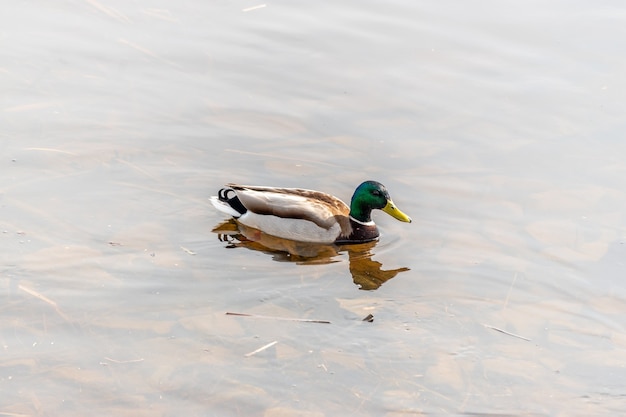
[212,219,410,290]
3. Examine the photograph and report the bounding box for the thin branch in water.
[483,324,531,341]
[243,340,278,358]
[180,246,196,255]
[23,147,77,156]
[103,357,145,364]
[244,340,277,357]
[84,0,131,23]
[18,284,71,322]
[226,312,330,324]
[502,272,518,311]
[242,4,266,12]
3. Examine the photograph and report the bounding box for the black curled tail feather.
[218,187,247,216]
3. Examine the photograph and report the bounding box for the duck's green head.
[349,181,412,224]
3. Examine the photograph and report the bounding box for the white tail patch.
[210,196,243,218]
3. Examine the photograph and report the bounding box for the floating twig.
[242,4,266,12]
[180,245,196,255]
[19,284,71,322]
[244,340,277,357]
[85,0,131,23]
[103,357,145,364]
[502,272,518,311]
[23,147,77,156]
[483,324,531,341]
[226,312,330,324]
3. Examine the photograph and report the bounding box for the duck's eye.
[372,190,381,196]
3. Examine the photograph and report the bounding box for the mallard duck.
[210,180,411,244]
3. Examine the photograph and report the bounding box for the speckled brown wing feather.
[227,184,351,234]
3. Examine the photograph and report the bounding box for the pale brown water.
[2,1,626,416]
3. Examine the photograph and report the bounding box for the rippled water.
[2,1,626,416]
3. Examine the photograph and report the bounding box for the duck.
[210,180,411,244]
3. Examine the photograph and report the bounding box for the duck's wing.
[228,184,350,230]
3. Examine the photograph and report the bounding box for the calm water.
[2,1,626,416]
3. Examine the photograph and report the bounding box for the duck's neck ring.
[349,215,375,226]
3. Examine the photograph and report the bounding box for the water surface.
[2,1,626,416]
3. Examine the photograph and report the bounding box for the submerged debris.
[244,341,277,357]
[483,324,531,341]
[225,312,330,324]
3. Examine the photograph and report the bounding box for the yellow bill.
[382,200,412,223]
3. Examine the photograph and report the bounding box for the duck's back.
[228,184,351,243]
[229,185,349,227]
